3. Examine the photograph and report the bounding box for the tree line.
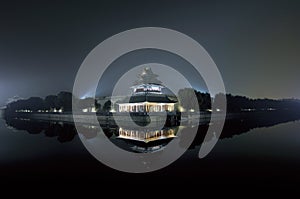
[4,89,300,116]
[5,91,103,115]
[177,88,300,112]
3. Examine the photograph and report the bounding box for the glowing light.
[110,108,116,113]
[178,106,185,112]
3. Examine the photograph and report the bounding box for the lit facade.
[118,102,175,113]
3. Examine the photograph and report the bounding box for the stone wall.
[28,113,179,127]
[12,112,229,127]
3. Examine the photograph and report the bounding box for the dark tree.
[102,100,112,112]
[26,97,45,112]
[200,92,211,111]
[57,91,73,112]
[45,95,58,110]
[95,101,101,112]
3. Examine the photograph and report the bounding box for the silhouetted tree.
[45,95,58,110]
[27,97,45,112]
[95,101,101,112]
[57,91,73,112]
[200,92,211,110]
[103,100,112,112]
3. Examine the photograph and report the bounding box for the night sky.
[1,0,300,106]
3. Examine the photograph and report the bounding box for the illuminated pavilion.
[117,67,177,113]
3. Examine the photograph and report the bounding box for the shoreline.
[5,109,300,127]
[5,111,241,126]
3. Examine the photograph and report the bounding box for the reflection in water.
[4,110,300,153]
[5,117,76,143]
[118,127,177,143]
[116,126,179,153]
[187,110,300,149]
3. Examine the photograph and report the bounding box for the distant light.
[110,108,116,113]
[241,108,256,112]
[216,108,221,112]
[80,90,94,99]
[178,106,185,112]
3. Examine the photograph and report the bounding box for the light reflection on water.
[0,110,300,185]
[3,110,300,157]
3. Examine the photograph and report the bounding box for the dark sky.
[0,0,300,106]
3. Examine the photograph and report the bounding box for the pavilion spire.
[133,67,162,85]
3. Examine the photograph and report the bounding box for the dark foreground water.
[1,112,300,190]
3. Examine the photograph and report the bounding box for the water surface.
[1,112,300,187]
